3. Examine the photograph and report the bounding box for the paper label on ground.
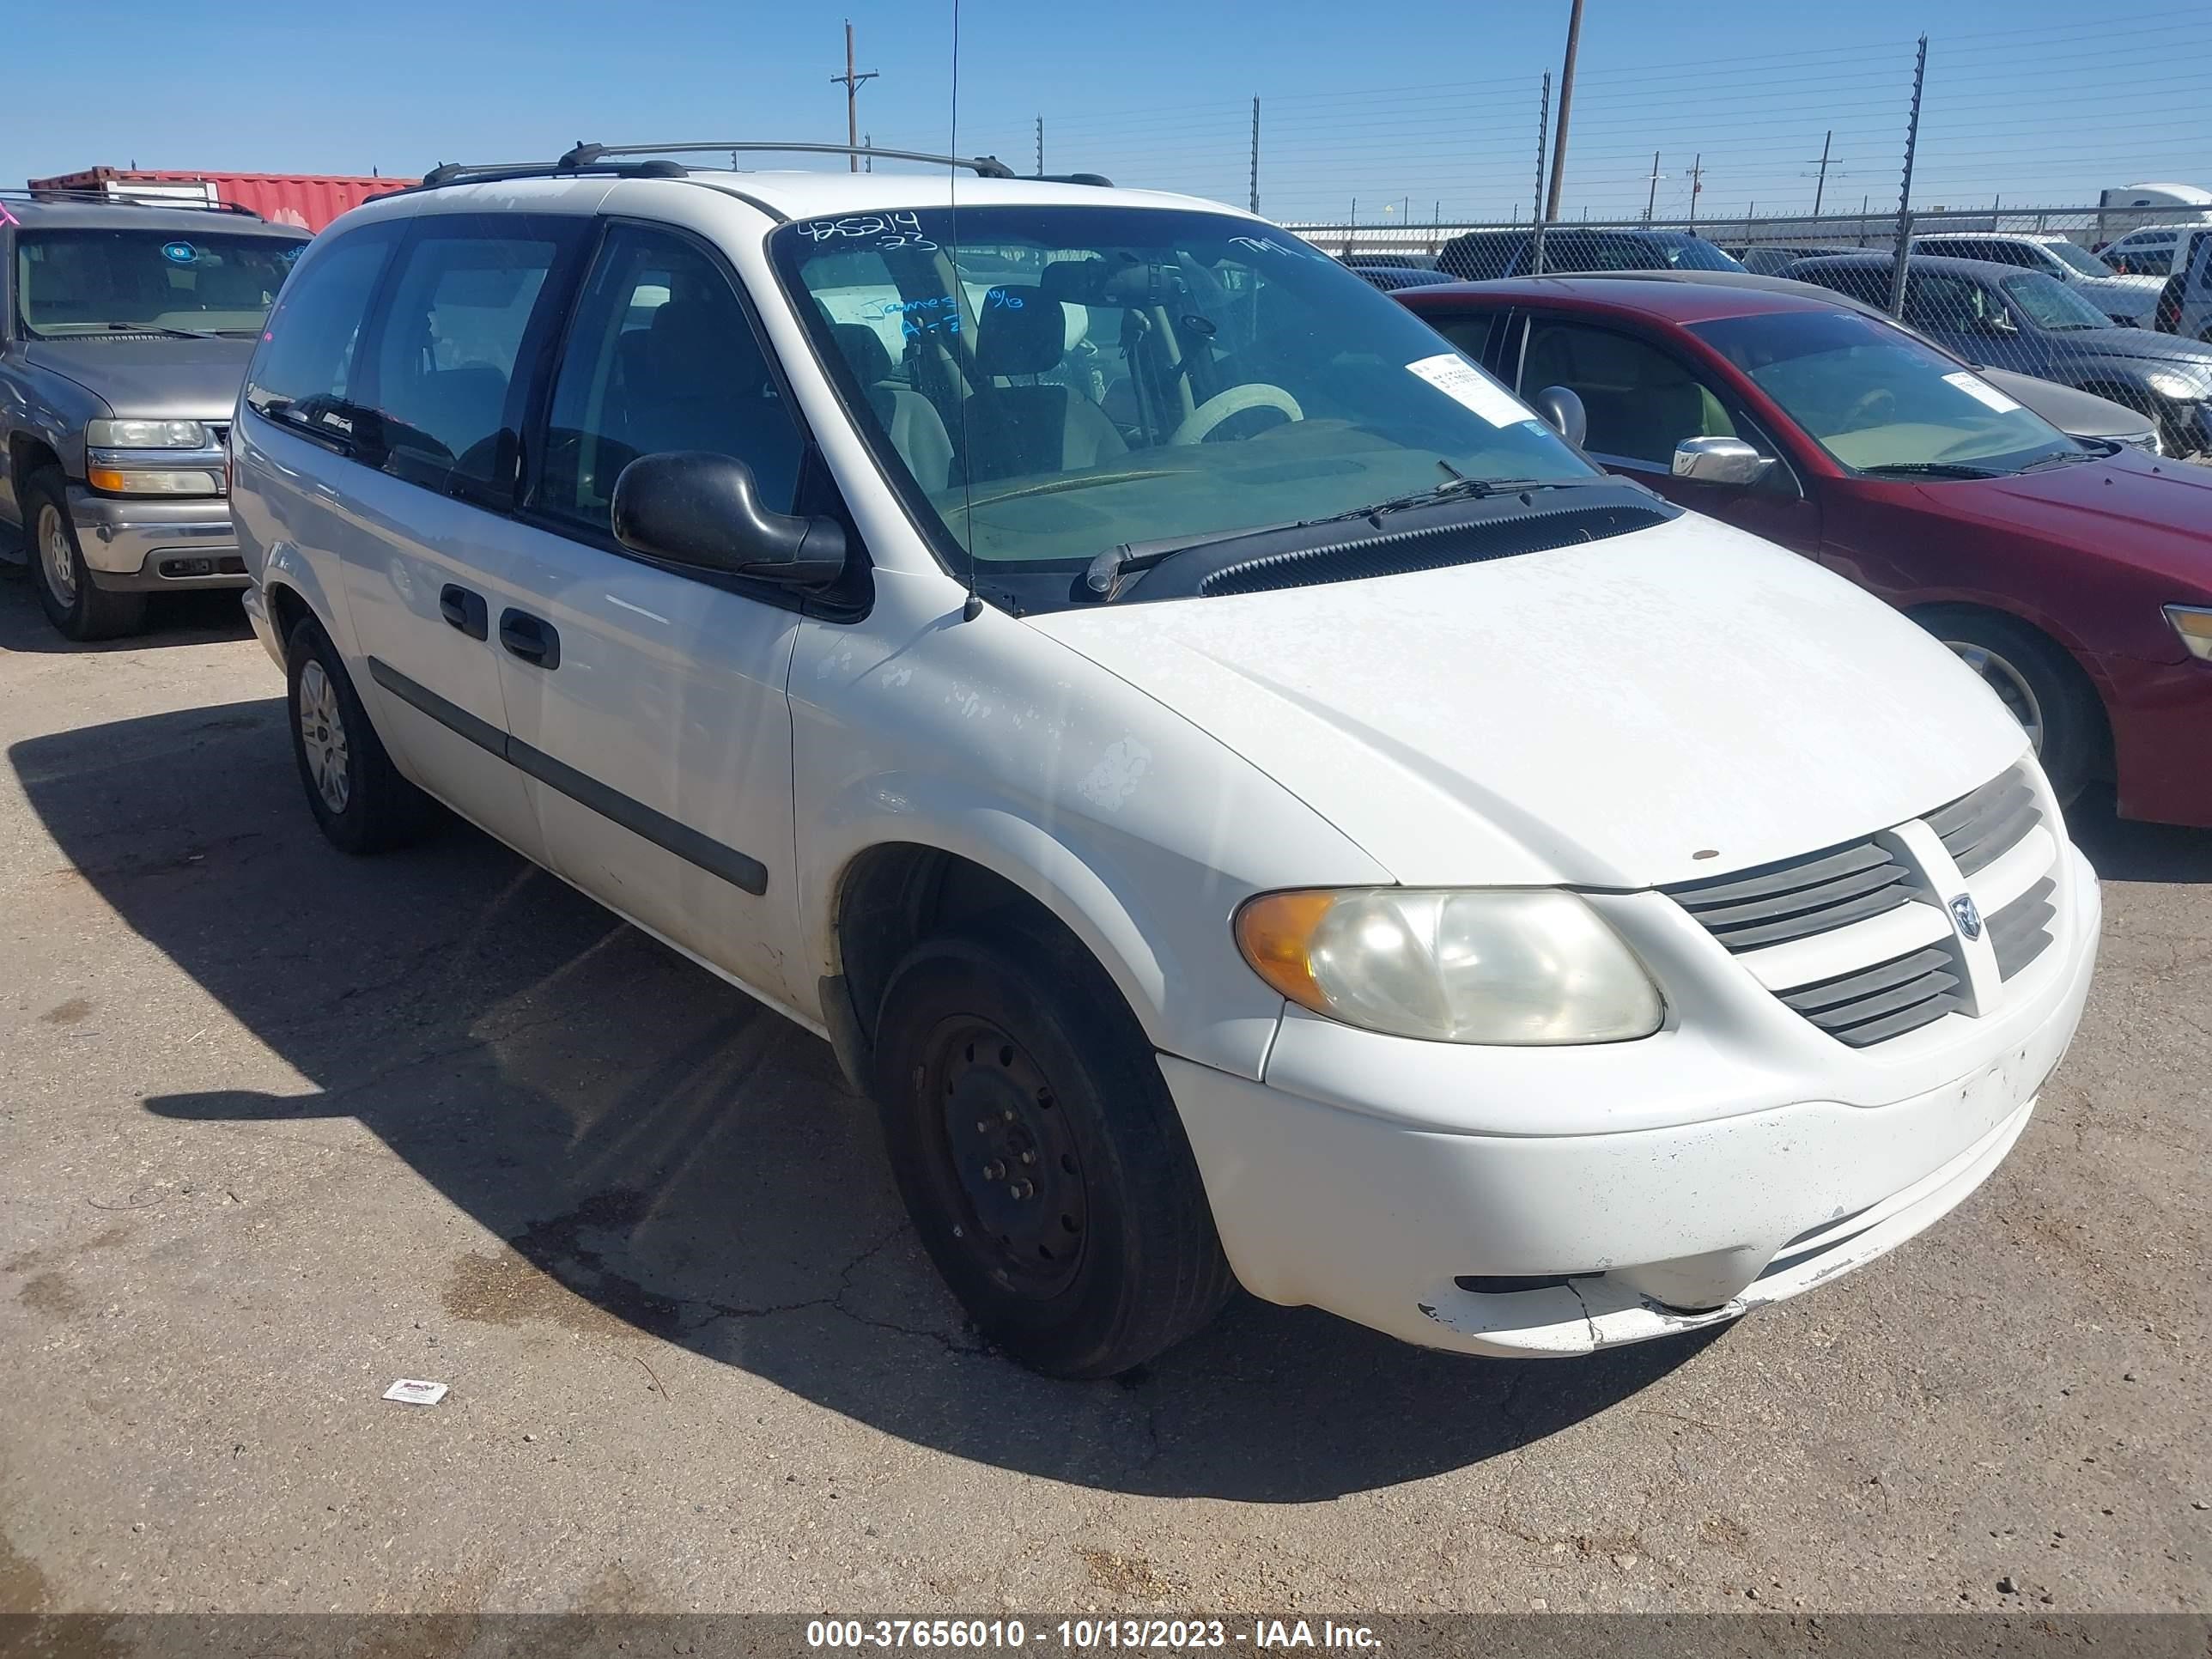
[383,1378,447,1406]
[1943,370,2023,413]
[1407,353,1536,428]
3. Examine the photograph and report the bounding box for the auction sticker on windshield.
[1942,370,2024,413]
[1406,353,1536,427]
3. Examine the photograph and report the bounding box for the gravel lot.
[1,569,2206,1617]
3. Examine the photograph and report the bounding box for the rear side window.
[365,228,562,501]
[245,225,399,434]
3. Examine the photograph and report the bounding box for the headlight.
[86,418,210,448]
[2142,368,2212,400]
[86,466,225,496]
[2167,605,2212,662]
[1235,887,1664,1045]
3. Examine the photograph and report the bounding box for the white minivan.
[231,148,2100,1377]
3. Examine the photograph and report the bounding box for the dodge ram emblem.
[1949,893,1984,941]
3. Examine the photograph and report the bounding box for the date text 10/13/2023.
[805,1620,1382,1650]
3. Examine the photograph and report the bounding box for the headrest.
[832,321,893,385]
[973,288,1066,376]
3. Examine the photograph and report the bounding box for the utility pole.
[1686,154,1705,232]
[1887,33,1929,317]
[1543,0,1585,221]
[1035,116,1044,176]
[1531,70,1551,275]
[830,21,878,173]
[1808,130,1833,216]
[1249,97,1261,215]
[1643,151,1662,222]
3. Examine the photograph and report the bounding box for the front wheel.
[872,925,1235,1378]
[1922,607,2103,805]
[24,469,147,641]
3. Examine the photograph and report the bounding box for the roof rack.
[560,141,1019,179]
[0,187,263,219]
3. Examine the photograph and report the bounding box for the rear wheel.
[24,469,147,641]
[1921,607,2103,805]
[872,923,1235,1378]
[285,616,435,854]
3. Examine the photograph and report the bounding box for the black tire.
[23,468,148,641]
[871,923,1235,1379]
[1919,606,2105,805]
[285,615,435,854]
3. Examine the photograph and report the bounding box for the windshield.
[1998,272,2111,331]
[770,205,1596,574]
[2041,240,2111,278]
[15,229,303,337]
[1689,309,2076,474]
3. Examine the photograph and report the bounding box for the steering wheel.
[1169,383,1305,446]
[1843,386,1897,428]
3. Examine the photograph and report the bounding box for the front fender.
[790,574,1392,1080]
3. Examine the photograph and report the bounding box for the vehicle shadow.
[0,564,253,655]
[11,698,1715,1501]
[2067,784,2212,884]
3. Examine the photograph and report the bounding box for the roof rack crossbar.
[586,141,1018,179]
[1,188,264,219]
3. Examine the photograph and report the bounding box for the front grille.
[1929,763,2039,876]
[1775,943,1965,1048]
[1988,875,2057,980]
[1662,836,1914,952]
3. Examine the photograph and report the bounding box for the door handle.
[498,608,560,670]
[438,584,488,640]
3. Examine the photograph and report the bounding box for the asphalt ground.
[1,569,2206,1617]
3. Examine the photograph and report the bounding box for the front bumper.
[66,485,245,592]
[2100,651,2212,828]
[1163,846,2100,1358]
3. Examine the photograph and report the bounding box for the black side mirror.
[1530,385,1588,447]
[611,452,847,586]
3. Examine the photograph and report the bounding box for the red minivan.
[1397,277,2212,827]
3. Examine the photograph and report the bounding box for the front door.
[495,219,813,1010]
[1508,310,1823,555]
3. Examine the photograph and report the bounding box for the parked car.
[1907,232,2165,326]
[1784,252,2212,456]
[0,194,311,640]
[1434,226,1743,281]
[1343,263,1458,292]
[2099,223,2194,277]
[1523,267,2166,451]
[2150,227,2212,342]
[1733,243,1867,276]
[233,151,2097,1377]
[1396,275,2212,826]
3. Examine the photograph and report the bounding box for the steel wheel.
[37,501,78,606]
[1945,640,2045,755]
[928,1016,1087,1299]
[296,659,352,814]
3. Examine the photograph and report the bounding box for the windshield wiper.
[1860,460,2006,479]
[2018,447,2100,471]
[106,320,222,341]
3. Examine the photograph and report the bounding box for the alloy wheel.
[37,504,77,606]
[297,660,353,813]
[1945,640,2045,755]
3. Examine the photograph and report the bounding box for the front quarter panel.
[790,566,1395,1080]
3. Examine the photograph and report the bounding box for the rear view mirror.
[612,452,847,586]
[1672,436,1773,487]
[1530,385,1588,447]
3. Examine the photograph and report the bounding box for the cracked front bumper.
[1160,852,2098,1359]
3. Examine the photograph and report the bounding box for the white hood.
[1030,513,2030,890]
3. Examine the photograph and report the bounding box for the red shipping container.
[27,167,410,233]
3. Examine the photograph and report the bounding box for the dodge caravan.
[230,147,2100,1377]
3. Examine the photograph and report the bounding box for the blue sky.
[6,1,2205,226]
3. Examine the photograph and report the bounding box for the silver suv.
[0,195,309,639]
